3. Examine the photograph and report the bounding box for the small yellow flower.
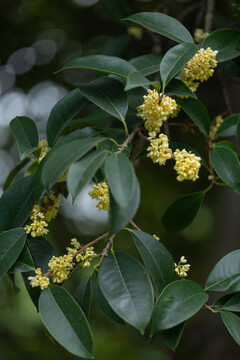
[147,132,172,165]
[210,115,223,139]
[175,256,191,278]
[28,268,50,290]
[38,139,50,162]
[42,194,61,222]
[48,254,75,283]
[173,149,201,182]
[76,246,97,267]
[58,167,69,182]
[128,26,143,40]
[153,234,160,241]
[194,28,209,43]
[24,205,48,237]
[88,182,109,211]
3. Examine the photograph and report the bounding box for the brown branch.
[130,220,142,231]
[203,304,218,313]
[204,0,215,33]
[117,127,142,154]
[98,235,115,266]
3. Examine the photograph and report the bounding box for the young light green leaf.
[124,71,152,91]
[98,252,154,333]
[78,77,128,122]
[39,285,94,358]
[178,97,210,136]
[221,311,240,345]
[46,88,87,147]
[10,116,39,160]
[151,280,208,334]
[160,43,197,88]
[217,114,240,137]
[124,12,194,44]
[57,54,136,78]
[3,158,30,191]
[162,322,185,351]
[205,250,240,292]
[9,244,34,273]
[0,228,26,280]
[128,229,175,293]
[67,150,109,202]
[165,79,196,98]
[162,192,205,232]
[74,277,92,318]
[0,175,35,231]
[203,29,240,62]
[210,147,240,189]
[129,54,163,76]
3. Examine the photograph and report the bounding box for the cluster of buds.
[194,28,209,43]
[175,256,191,278]
[88,182,110,211]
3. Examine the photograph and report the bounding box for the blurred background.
[1,0,240,359]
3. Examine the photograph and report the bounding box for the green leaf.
[9,244,34,273]
[39,285,94,358]
[91,272,124,325]
[221,311,240,345]
[160,43,197,88]
[217,114,240,137]
[3,158,30,191]
[214,140,238,154]
[203,29,240,62]
[0,175,35,231]
[105,153,136,210]
[163,322,185,351]
[79,77,128,122]
[0,228,26,280]
[74,277,92,318]
[10,116,39,160]
[46,89,87,147]
[205,250,240,292]
[35,137,105,201]
[162,192,205,232]
[151,280,208,334]
[98,252,154,333]
[124,71,152,91]
[64,109,112,133]
[128,230,175,293]
[165,79,196,99]
[216,293,240,312]
[210,147,240,189]
[58,54,136,78]
[236,116,240,146]
[177,97,210,136]
[129,54,163,76]
[124,12,194,44]
[109,177,140,235]
[67,150,109,202]
[101,0,130,22]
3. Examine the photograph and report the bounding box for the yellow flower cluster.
[182,47,218,92]
[24,205,48,237]
[28,268,50,290]
[88,182,110,211]
[38,139,50,162]
[58,167,69,182]
[137,90,177,133]
[170,103,181,118]
[76,247,96,267]
[42,194,61,222]
[210,115,223,139]
[128,26,143,40]
[174,149,201,182]
[48,254,75,283]
[175,256,190,278]
[147,132,172,165]
[153,234,160,241]
[194,28,209,43]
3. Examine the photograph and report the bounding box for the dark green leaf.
[165,79,196,99]
[128,229,175,293]
[236,116,240,146]
[162,192,205,232]
[67,150,109,202]
[212,293,235,309]
[216,293,240,312]
[99,252,154,332]
[124,71,152,91]
[103,35,131,57]
[0,228,26,280]
[221,311,240,345]
[205,250,240,292]
[203,29,240,62]
[214,140,238,154]
[64,109,112,133]
[217,114,240,137]
[46,89,87,147]
[101,0,130,22]
[74,277,92,318]
[28,236,57,273]
[163,322,185,351]
[124,12,194,44]
[79,77,128,122]
[210,147,240,189]
[39,285,94,358]
[161,43,197,88]
[129,54,163,76]
[151,280,208,334]
[3,158,30,191]
[58,54,136,78]
[91,272,124,325]
[178,97,210,136]
[0,175,35,231]
[9,244,34,273]
[10,116,39,160]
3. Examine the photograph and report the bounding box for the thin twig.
[204,0,215,33]
[98,235,115,266]
[130,220,141,231]
[203,304,218,313]
[117,127,141,154]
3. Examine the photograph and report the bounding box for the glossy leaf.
[163,322,185,351]
[3,158,30,191]
[129,229,175,293]
[79,77,128,122]
[124,12,194,44]
[214,140,238,154]
[160,43,197,88]
[105,153,136,210]
[46,88,86,147]
[39,285,94,358]
[64,109,112,133]
[221,311,240,345]
[216,293,240,312]
[151,280,208,334]
[99,252,154,333]
[124,71,152,91]
[165,79,196,99]
[178,97,210,136]
[67,150,109,202]
[203,29,240,62]
[74,277,92,318]
[129,54,163,76]
[9,244,34,273]
[0,228,26,280]
[91,272,124,325]
[0,175,35,231]
[210,147,240,189]
[10,116,39,160]
[58,54,136,78]
[28,236,57,273]
[162,192,205,232]
[205,250,240,292]
[217,114,240,137]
